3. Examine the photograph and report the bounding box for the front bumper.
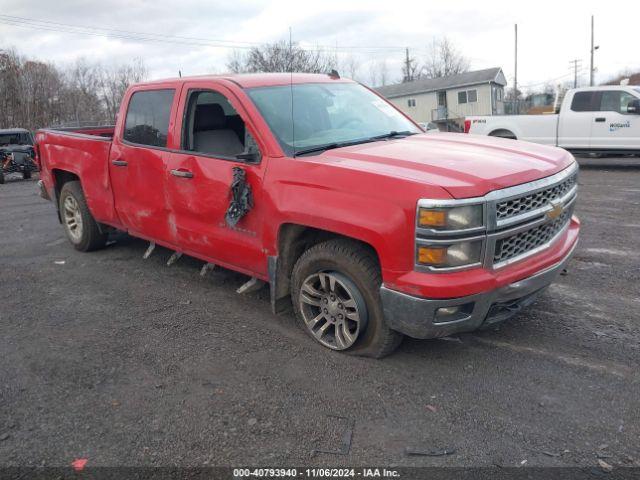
[380,240,577,339]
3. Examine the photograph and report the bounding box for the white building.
[376,67,507,130]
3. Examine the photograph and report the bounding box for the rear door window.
[123,89,175,147]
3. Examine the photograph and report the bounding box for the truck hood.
[317,133,575,198]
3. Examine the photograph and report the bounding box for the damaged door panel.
[164,83,266,276]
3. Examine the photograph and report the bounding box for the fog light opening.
[434,302,474,324]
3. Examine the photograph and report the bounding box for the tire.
[22,169,31,180]
[0,170,4,184]
[58,181,107,252]
[291,239,403,358]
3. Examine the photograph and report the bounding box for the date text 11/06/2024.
[233,468,400,478]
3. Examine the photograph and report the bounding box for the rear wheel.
[0,170,4,184]
[59,181,107,252]
[291,239,403,358]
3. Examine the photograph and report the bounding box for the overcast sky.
[0,0,638,92]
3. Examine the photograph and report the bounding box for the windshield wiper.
[368,130,417,141]
[293,131,418,157]
[294,138,373,156]
[294,143,343,157]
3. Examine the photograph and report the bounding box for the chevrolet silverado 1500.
[466,86,640,154]
[36,73,580,357]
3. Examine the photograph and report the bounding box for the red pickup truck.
[36,73,580,357]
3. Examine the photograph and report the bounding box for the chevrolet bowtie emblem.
[546,200,564,220]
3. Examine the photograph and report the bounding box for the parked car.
[0,128,38,184]
[36,73,580,357]
[465,86,640,155]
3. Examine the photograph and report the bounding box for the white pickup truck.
[465,86,640,154]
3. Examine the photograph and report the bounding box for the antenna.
[289,26,295,154]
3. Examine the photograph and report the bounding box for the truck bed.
[44,125,115,139]
[466,114,559,146]
[35,126,120,227]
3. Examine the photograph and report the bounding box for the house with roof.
[375,67,507,130]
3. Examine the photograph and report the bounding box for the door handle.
[170,169,194,179]
[595,117,606,122]
[112,160,128,166]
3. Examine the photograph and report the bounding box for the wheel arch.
[51,169,81,222]
[488,128,518,140]
[269,223,381,314]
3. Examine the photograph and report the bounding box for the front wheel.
[59,181,107,252]
[291,239,403,358]
[22,169,32,180]
[0,170,4,184]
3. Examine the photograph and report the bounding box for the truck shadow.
[101,231,551,362]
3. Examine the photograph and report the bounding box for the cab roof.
[0,128,30,134]
[138,72,354,89]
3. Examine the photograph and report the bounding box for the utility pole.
[404,48,411,83]
[589,15,599,86]
[569,59,582,88]
[514,24,518,114]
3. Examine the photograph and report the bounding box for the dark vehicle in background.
[0,128,38,184]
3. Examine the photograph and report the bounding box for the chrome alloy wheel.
[63,195,83,242]
[298,271,368,350]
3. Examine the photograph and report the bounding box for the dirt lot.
[0,160,638,469]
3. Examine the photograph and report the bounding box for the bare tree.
[422,37,469,79]
[340,54,361,81]
[0,48,147,130]
[20,59,65,129]
[62,58,104,125]
[0,49,25,127]
[227,41,337,74]
[401,50,421,83]
[98,58,147,122]
[0,49,66,129]
[368,59,390,87]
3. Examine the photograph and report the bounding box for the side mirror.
[627,99,640,114]
[235,150,260,163]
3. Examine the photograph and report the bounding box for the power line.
[0,15,258,49]
[517,71,575,89]
[0,14,259,46]
[0,14,411,53]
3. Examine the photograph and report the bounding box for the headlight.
[417,240,484,268]
[418,204,483,231]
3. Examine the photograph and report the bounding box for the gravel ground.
[0,161,638,469]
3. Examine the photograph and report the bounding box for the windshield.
[246,83,420,156]
[0,132,32,146]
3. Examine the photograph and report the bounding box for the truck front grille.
[493,210,571,265]
[415,163,578,273]
[496,173,577,221]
